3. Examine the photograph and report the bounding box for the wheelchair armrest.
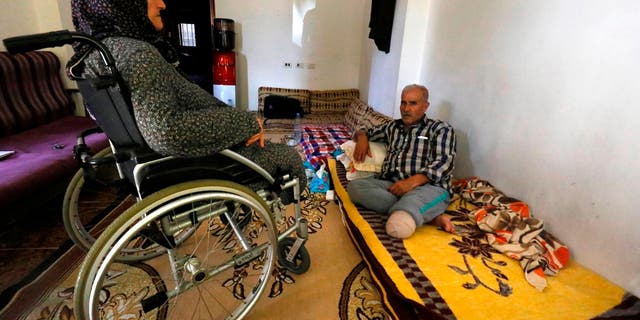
[73,127,106,163]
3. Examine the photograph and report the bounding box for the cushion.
[339,140,387,172]
[261,112,347,131]
[344,99,370,132]
[309,89,359,114]
[0,51,75,137]
[360,107,392,130]
[0,116,109,207]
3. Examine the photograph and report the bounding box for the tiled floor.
[0,196,72,305]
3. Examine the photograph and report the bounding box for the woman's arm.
[117,38,259,157]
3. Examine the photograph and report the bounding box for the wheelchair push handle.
[3,30,119,78]
[3,30,74,54]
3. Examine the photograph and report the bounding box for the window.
[178,23,197,47]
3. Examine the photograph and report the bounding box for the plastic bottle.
[293,112,302,144]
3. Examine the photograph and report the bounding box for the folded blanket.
[453,177,571,291]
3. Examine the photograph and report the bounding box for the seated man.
[347,84,456,239]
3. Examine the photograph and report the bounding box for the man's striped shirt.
[366,116,456,193]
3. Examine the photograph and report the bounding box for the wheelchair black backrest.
[78,77,147,151]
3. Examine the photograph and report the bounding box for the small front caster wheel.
[278,237,310,274]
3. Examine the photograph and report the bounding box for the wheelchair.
[4,31,311,319]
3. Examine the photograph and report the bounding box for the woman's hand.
[246,117,265,148]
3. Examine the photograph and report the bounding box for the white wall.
[360,0,404,115]
[410,0,640,296]
[215,0,368,110]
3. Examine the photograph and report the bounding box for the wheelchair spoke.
[75,180,278,319]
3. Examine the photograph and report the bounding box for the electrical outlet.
[284,62,292,69]
[296,62,304,69]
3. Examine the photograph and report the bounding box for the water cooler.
[212,18,236,107]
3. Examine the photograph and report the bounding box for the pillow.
[335,152,375,181]
[340,140,387,172]
[343,99,369,132]
[360,107,392,130]
[309,89,359,114]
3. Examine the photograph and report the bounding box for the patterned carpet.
[0,189,390,320]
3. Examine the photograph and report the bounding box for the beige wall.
[0,0,71,54]
[0,1,40,49]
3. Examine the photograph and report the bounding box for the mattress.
[328,158,640,320]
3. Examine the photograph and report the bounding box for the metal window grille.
[178,23,196,47]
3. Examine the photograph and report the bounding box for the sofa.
[0,50,108,215]
[257,86,392,168]
[258,86,363,130]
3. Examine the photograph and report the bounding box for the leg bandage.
[385,210,416,239]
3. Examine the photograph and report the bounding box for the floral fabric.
[453,177,571,291]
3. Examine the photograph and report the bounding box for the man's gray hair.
[402,84,429,102]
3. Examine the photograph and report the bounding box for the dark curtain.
[368,0,396,54]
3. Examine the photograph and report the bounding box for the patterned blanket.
[453,177,571,291]
[299,125,351,169]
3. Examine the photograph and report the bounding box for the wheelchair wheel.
[278,237,311,274]
[62,147,132,252]
[74,179,278,320]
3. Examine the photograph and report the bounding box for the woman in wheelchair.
[68,0,305,190]
[59,0,310,318]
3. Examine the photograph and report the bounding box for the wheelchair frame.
[4,31,311,319]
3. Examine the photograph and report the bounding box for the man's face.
[400,88,429,126]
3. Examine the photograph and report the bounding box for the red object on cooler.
[212,51,236,85]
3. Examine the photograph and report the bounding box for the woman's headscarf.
[67,0,179,71]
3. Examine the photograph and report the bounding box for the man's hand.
[246,117,265,148]
[388,174,429,196]
[353,130,372,162]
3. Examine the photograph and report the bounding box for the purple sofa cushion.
[0,116,109,208]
